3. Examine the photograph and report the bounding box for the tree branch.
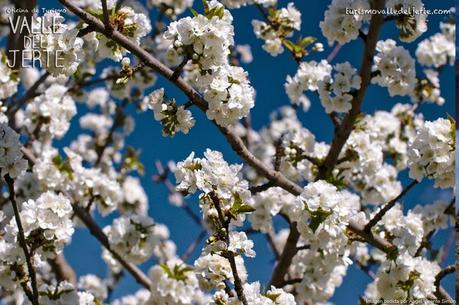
[48,254,77,285]
[72,204,152,288]
[415,197,455,257]
[434,265,455,302]
[7,72,50,119]
[170,57,189,81]
[100,0,112,34]
[4,174,39,305]
[269,224,299,287]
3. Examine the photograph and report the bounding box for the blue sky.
[4,0,457,303]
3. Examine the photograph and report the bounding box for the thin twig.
[326,43,342,63]
[364,180,418,232]
[434,265,455,302]
[170,57,189,81]
[266,230,281,259]
[153,160,203,226]
[282,278,302,285]
[415,197,455,257]
[7,72,50,118]
[72,204,152,288]
[249,181,274,194]
[181,229,207,262]
[210,192,248,305]
[77,25,95,37]
[94,102,128,166]
[101,0,112,34]
[4,174,39,305]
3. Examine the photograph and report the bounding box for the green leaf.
[206,5,224,19]
[52,154,73,179]
[201,0,210,14]
[282,39,296,52]
[230,192,255,217]
[190,8,199,17]
[298,36,316,48]
[161,263,193,282]
[308,208,332,233]
[265,292,281,302]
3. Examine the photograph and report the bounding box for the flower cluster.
[148,259,203,305]
[0,124,27,178]
[285,59,332,109]
[32,148,124,216]
[371,39,416,97]
[412,69,446,106]
[194,253,246,290]
[104,214,168,264]
[120,176,149,215]
[290,246,349,303]
[98,6,151,61]
[360,103,424,169]
[292,180,360,238]
[31,12,84,76]
[380,203,424,255]
[204,230,256,258]
[320,0,371,45]
[365,253,440,301]
[211,281,296,305]
[23,84,77,140]
[339,129,402,205]
[5,191,74,259]
[412,201,450,233]
[407,117,455,189]
[164,1,255,127]
[287,181,360,302]
[249,187,297,233]
[416,21,455,68]
[252,3,302,56]
[111,290,151,305]
[0,53,19,100]
[142,88,195,136]
[78,274,108,301]
[103,65,157,101]
[163,2,234,70]
[239,106,326,184]
[199,65,255,127]
[37,281,97,305]
[175,149,254,224]
[386,0,427,42]
[318,62,361,113]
